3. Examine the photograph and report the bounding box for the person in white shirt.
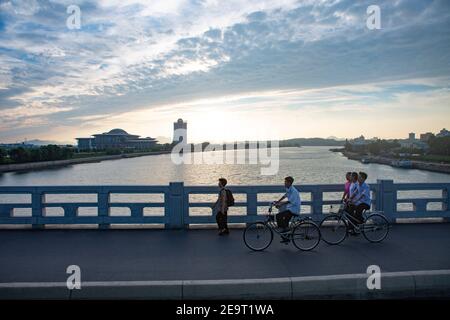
[273,176,301,243]
[350,172,371,224]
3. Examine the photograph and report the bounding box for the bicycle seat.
[362,209,371,220]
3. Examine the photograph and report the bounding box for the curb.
[1,270,449,300]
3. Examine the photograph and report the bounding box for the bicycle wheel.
[291,221,321,251]
[319,214,347,245]
[243,222,273,251]
[362,213,389,243]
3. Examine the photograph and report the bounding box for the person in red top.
[341,172,352,202]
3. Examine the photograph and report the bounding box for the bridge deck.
[0,223,449,283]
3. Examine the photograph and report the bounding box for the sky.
[0,0,449,144]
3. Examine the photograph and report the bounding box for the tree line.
[344,136,450,156]
[0,143,175,165]
[0,145,74,164]
[428,136,450,156]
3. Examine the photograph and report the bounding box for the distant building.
[437,128,450,138]
[420,132,434,142]
[173,118,187,144]
[400,138,428,150]
[350,135,369,146]
[398,132,430,150]
[76,128,157,150]
[76,138,95,150]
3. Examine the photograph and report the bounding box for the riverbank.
[330,149,450,174]
[0,150,171,173]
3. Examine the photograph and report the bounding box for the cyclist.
[341,172,352,202]
[273,176,301,243]
[344,172,358,212]
[352,172,371,224]
[347,172,359,204]
[344,172,360,234]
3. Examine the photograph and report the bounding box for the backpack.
[224,188,235,207]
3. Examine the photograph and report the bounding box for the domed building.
[76,128,157,150]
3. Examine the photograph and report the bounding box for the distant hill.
[209,138,346,148]
[280,138,346,147]
[326,136,345,141]
[24,139,74,146]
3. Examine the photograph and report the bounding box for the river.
[0,147,448,186]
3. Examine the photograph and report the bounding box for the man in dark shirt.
[213,177,229,235]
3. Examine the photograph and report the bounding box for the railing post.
[98,191,110,229]
[183,192,190,228]
[443,187,450,223]
[166,182,184,229]
[374,184,382,211]
[377,180,396,223]
[413,200,427,214]
[247,191,258,225]
[31,189,44,229]
[311,188,323,222]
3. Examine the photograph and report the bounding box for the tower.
[173,118,187,144]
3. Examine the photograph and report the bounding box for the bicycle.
[243,203,321,251]
[319,203,390,245]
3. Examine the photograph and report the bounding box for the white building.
[350,135,368,146]
[437,128,450,137]
[173,118,187,145]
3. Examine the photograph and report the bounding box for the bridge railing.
[0,185,170,229]
[0,180,449,229]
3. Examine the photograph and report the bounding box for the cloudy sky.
[0,0,449,144]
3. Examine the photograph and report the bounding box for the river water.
[0,147,448,214]
[0,147,449,186]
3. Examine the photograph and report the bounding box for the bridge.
[0,180,449,299]
[1,180,449,228]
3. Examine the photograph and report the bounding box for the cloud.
[0,0,449,142]
[44,76,447,143]
[1,0,41,16]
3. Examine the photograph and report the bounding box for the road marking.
[1,269,449,288]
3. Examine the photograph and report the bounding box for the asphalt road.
[0,223,449,283]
